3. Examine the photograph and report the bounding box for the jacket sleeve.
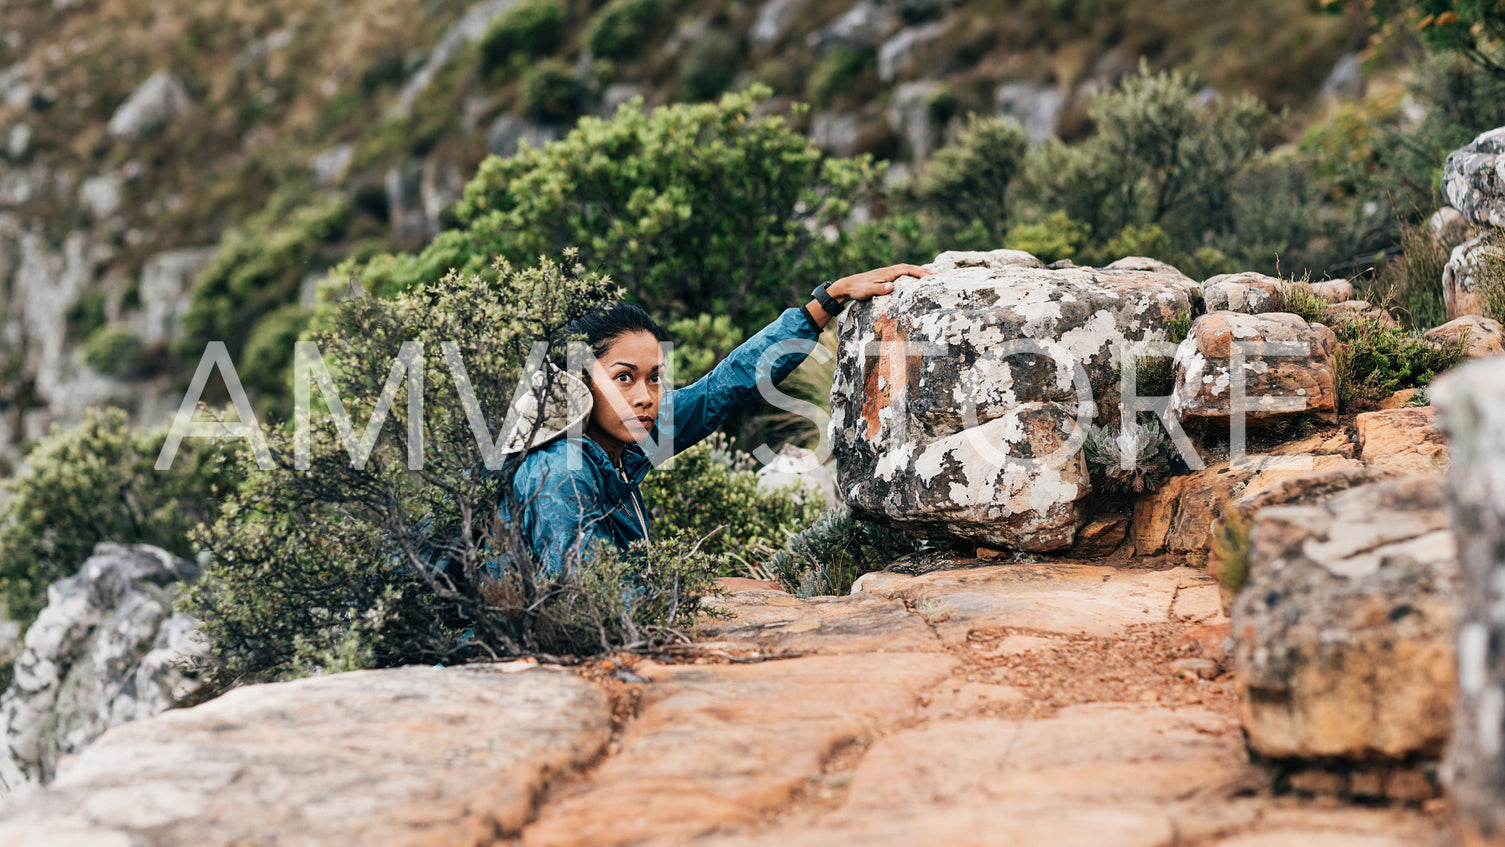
[660,307,821,456]
[512,443,612,577]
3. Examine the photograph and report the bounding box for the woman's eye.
[649,373,662,384]
[615,373,632,384]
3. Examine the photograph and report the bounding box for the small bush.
[240,304,312,398]
[0,408,240,629]
[1373,221,1451,330]
[677,30,739,102]
[806,47,874,109]
[910,114,1029,249]
[667,314,742,385]
[1169,312,1193,344]
[520,60,589,123]
[1269,283,1332,326]
[586,0,659,61]
[479,1,568,78]
[179,195,348,365]
[1208,505,1252,595]
[639,433,823,576]
[1006,210,1089,264]
[65,290,108,340]
[1473,233,1505,324]
[766,506,919,597]
[183,255,718,689]
[1334,316,1468,411]
[82,326,145,377]
[1083,421,1176,494]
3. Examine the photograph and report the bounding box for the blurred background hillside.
[0,0,1502,475]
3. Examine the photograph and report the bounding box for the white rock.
[78,173,123,219]
[107,70,191,140]
[995,82,1063,145]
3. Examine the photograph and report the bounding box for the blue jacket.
[499,307,820,575]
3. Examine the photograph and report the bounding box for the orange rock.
[1355,407,1448,475]
[1424,314,1504,358]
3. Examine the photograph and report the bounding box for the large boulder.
[1170,312,1339,427]
[1443,126,1505,228]
[1443,237,1503,321]
[1432,357,1505,845]
[1425,315,1505,359]
[0,544,206,789]
[1233,476,1459,761]
[830,254,1199,551]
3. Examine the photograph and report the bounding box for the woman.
[506,263,932,575]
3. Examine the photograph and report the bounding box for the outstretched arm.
[661,264,934,455]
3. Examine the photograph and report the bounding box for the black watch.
[811,281,844,315]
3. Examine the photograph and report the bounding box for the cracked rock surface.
[0,557,1454,847]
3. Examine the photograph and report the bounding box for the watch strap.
[811,281,844,315]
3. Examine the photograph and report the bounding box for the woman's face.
[585,330,664,450]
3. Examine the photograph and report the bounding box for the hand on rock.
[829,263,933,304]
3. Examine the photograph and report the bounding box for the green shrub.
[807,47,873,109]
[1013,63,1284,272]
[520,59,588,123]
[1269,282,1333,326]
[179,195,348,365]
[65,290,108,340]
[1006,210,1089,264]
[1169,312,1193,344]
[0,408,240,629]
[82,326,145,377]
[639,433,823,576]
[479,0,568,78]
[766,506,919,597]
[1083,421,1175,494]
[587,0,659,60]
[1472,232,1505,324]
[910,114,1029,249]
[182,254,717,688]
[240,304,312,398]
[677,30,739,102]
[347,85,889,339]
[1334,316,1468,411]
[1373,221,1451,330]
[667,314,742,385]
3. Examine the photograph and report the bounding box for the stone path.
[0,559,1456,846]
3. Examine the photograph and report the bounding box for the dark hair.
[566,302,670,359]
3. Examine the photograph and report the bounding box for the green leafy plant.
[479,0,568,79]
[179,195,348,366]
[1083,421,1176,494]
[1269,282,1333,325]
[182,254,719,689]
[1012,63,1286,273]
[909,114,1029,249]
[639,433,823,577]
[347,85,889,340]
[82,326,146,377]
[0,408,240,629]
[807,47,874,109]
[1333,315,1468,411]
[1169,312,1194,344]
[586,0,659,61]
[520,59,588,123]
[1208,504,1252,601]
[677,30,739,102]
[766,506,919,597]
